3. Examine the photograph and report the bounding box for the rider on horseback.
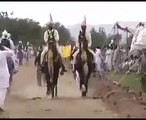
[1,30,15,50]
[40,14,67,74]
[24,41,30,52]
[17,41,24,51]
[71,16,95,71]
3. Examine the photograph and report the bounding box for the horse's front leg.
[83,65,92,96]
[54,67,60,98]
[45,72,51,96]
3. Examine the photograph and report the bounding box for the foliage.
[0,11,72,46]
[90,27,107,49]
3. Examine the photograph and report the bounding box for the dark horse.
[74,31,94,97]
[42,41,62,98]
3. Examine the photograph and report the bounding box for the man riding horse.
[71,16,95,73]
[40,15,67,75]
[71,16,95,96]
[40,14,67,97]
[17,41,24,65]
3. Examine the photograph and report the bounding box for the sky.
[1,2,146,26]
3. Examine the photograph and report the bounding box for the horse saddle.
[47,50,53,64]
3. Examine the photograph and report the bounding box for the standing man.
[0,45,14,111]
[34,44,46,86]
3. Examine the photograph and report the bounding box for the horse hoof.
[46,91,50,96]
[82,85,86,92]
[82,92,86,97]
[60,71,64,75]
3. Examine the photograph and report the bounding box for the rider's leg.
[72,49,80,71]
[56,44,67,72]
[40,46,48,65]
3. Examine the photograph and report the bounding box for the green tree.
[90,27,107,48]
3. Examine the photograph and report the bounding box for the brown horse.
[74,31,94,97]
[42,41,62,98]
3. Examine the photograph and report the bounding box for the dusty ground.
[1,58,116,118]
[93,79,146,118]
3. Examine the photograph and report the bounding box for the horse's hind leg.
[51,84,54,98]
[55,85,58,97]
[45,73,51,96]
[54,67,59,97]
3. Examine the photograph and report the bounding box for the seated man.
[71,17,95,72]
[40,18,67,75]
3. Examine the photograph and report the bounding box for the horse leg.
[79,70,84,91]
[54,64,60,97]
[82,66,92,96]
[51,82,54,98]
[45,72,51,95]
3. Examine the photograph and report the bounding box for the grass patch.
[107,71,142,92]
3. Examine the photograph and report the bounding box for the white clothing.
[0,88,7,108]
[9,39,15,50]
[95,49,103,72]
[0,48,13,89]
[40,44,63,65]
[41,29,62,65]
[72,48,95,64]
[76,31,92,48]
[105,49,113,71]
[44,29,59,43]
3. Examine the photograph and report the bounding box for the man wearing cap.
[1,30,11,49]
[17,41,24,65]
[71,17,95,71]
[40,14,67,74]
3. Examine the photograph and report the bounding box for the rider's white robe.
[72,31,95,64]
[41,29,62,65]
[105,49,113,71]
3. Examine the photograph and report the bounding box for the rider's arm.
[87,32,92,48]
[40,46,48,65]
[44,31,48,43]
[9,39,15,50]
[54,30,59,42]
[2,46,13,57]
[75,39,79,48]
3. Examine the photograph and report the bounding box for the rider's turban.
[2,30,8,36]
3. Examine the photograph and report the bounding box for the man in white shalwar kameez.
[95,48,103,72]
[105,46,113,71]
[0,45,13,111]
[113,46,122,72]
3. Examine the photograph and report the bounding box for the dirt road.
[3,58,117,118]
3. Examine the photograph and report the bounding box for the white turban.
[2,30,8,36]
[19,41,22,44]
[46,20,53,26]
